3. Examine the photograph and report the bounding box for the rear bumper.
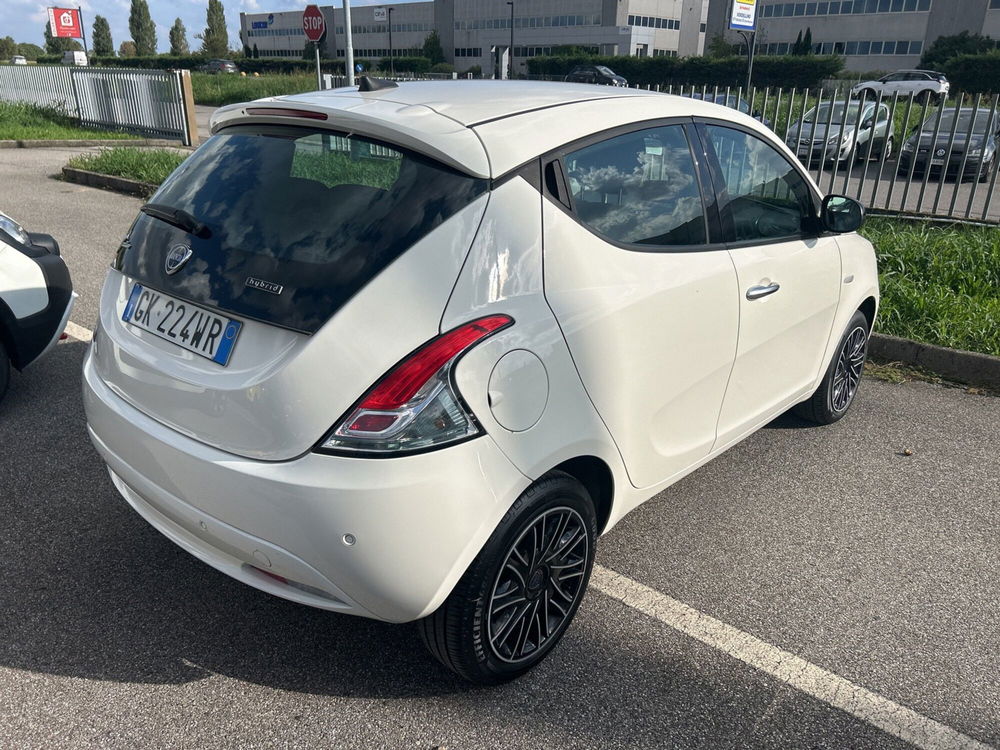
[83,344,530,623]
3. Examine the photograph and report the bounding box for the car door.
[696,122,842,448]
[543,122,740,489]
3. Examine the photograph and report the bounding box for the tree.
[920,31,995,70]
[44,22,83,54]
[128,0,157,55]
[803,27,813,55]
[169,18,189,55]
[422,30,445,64]
[792,30,804,55]
[252,43,258,59]
[199,0,230,57]
[92,15,114,57]
[17,43,45,60]
[0,37,17,60]
[706,34,739,58]
[119,40,137,57]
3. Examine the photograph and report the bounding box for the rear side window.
[562,125,707,247]
[116,125,486,333]
[701,125,815,243]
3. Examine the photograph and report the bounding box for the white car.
[0,211,75,403]
[10,55,28,65]
[851,70,950,103]
[82,81,879,684]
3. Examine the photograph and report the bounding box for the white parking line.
[62,321,93,343]
[591,565,993,750]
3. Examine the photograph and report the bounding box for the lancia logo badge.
[165,244,193,275]
[936,148,946,157]
[245,276,284,295]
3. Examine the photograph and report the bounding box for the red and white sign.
[302,5,325,42]
[48,7,82,39]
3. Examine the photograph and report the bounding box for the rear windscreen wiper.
[140,203,211,238]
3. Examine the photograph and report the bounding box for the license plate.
[122,283,242,366]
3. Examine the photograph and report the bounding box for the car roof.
[211,80,764,179]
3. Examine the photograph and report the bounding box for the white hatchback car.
[83,80,878,684]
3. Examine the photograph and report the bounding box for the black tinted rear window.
[116,125,487,333]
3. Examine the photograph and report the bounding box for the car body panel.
[441,173,632,495]
[91,195,490,460]
[84,353,530,623]
[714,236,842,447]
[542,200,740,490]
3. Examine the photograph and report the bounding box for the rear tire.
[0,339,10,406]
[794,310,870,425]
[417,472,597,685]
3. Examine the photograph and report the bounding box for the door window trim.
[538,117,726,254]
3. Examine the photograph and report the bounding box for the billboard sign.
[48,7,82,38]
[373,7,387,22]
[729,0,757,31]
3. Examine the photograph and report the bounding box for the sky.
[4,0,389,54]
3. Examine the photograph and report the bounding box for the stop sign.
[302,5,325,42]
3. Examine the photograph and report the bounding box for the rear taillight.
[316,315,513,455]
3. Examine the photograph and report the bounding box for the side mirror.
[861,118,874,129]
[821,195,865,233]
[752,110,762,118]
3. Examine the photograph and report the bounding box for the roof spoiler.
[358,76,399,92]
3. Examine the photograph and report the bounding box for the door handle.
[746,282,780,300]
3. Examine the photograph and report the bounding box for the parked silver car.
[786,100,893,165]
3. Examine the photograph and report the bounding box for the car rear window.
[115,124,487,333]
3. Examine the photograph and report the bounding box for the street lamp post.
[387,6,394,76]
[507,1,514,80]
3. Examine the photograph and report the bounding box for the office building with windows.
[239,0,711,77]
[706,0,1000,72]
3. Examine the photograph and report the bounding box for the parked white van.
[60,50,87,66]
[83,80,879,684]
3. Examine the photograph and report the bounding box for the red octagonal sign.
[302,5,325,42]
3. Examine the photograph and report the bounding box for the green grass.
[191,72,318,106]
[862,217,1000,357]
[0,101,139,140]
[66,147,188,185]
[291,149,401,190]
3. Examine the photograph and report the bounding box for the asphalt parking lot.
[1,147,998,749]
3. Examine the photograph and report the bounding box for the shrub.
[430,62,455,74]
[526,54,843,89]
[942,52,1000,94]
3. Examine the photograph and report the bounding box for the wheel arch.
[550,455,615,535]
[858,296,877,331]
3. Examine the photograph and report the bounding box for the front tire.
[794,310,870,425]
[417,472,597,684]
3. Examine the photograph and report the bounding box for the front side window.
[562,125,707,247]
[702,125,815,243]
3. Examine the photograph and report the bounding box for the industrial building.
[706,0,1000,72]
[239,0,711,76]
[241,0,1000,76]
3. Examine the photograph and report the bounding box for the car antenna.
[358,75,398,92]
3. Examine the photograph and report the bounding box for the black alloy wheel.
[417,472,597,684]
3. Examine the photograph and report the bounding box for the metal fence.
[0,64,77,115]
[657,83,999,224]
[72,68,189,141]
[0,65,193,144]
